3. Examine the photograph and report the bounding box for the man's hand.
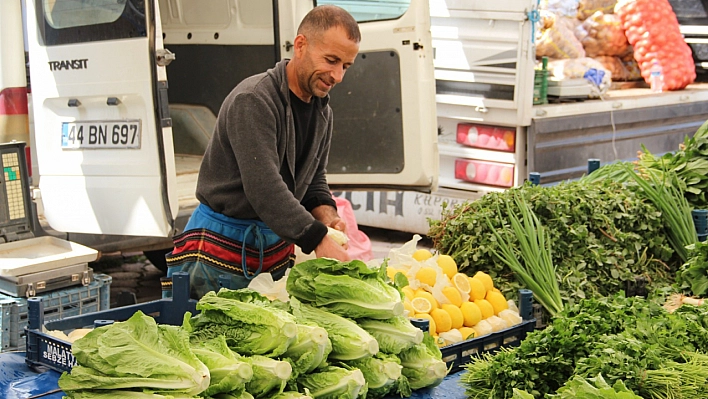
[314,234,351,261]
[312,205,346,233]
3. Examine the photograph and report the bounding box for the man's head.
[287,5,360,102]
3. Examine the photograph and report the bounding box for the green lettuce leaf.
[283,324,332,377]
[357,316,423,355]
[296,366,367,399]
[289,297,378,361]
[398,334,447,390]
[63,391,201,399]
[243,355,292,398]
[190,336,253,396]
[265,391,313,399]
[346,353,409,399]
[59,311,209,396]
[287,259,403,319]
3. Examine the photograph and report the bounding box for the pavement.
[88,226,434,305]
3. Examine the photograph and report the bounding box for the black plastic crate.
[25,272,197,372]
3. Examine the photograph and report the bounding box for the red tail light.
[454,159,514,188]
[456,123,515,152]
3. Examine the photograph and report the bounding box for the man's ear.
[293,34,307,57]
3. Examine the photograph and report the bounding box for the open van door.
[25,0,178,237]
[281,0,438,192]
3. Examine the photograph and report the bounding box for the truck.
[2,0,708,267]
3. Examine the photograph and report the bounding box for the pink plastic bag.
[334,196,373,261]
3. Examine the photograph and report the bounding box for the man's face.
[297,26,359,99]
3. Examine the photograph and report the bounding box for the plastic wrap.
[536,12,586,59]
[574,11,630,56]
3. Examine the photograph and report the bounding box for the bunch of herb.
[677,241,708,296]
[429,179,676,304]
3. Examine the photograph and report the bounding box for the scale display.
[0,143,32,239]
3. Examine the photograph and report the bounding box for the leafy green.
[58,311,209,396]
[397,334,447,390]
[289,297,378,361]
[264,391,313,399]
[283,323,332,377]
[549,373,642,398]
[190,336,253,397]
[62,392,200,399]
[243,355,292,398]
[186,290,297,357]
[286,258,404,320]
[345,353,410,399]
[356,316,422,355]
[677,241,708,296]
[296,366,367,399]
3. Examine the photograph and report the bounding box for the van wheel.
[143,248,171,274]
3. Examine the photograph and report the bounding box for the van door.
[25,0,178,237]
[293,0,438,192]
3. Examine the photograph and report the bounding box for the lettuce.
[398,334,447,390]
[357,316,423,355]
[62,392,200,399]
[243,355,292,398]
[290,297,378,361]
[283,324,332,376]
[296,366,367,399]
[346,353,410,399]
[287,259,404,320]
[190,336,253,397]
[265,391,313,399]
[58,311,209,396]
[186,290,298,357]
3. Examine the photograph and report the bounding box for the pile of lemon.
[389,248,523,346]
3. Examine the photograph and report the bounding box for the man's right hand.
[314,235,351,261]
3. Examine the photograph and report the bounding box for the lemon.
[413,313,437,336]
[412,248,433,262]
[459,327,476,340]
[411,297,433,314]
[473,271,495,292]
[436,255,458,279]
[452,273,471,294]
[485,291,509,315]
[386,267,402,280]
[431,308,452,333]
[468,277,487,301]
[441,304,464,329]
[474,299,495,319]
[414,290,439,310]
[460,301,482,327]
[401,286,415,301]
[415,267,437,286]
[442,286,463,307]
[403,300,415,315]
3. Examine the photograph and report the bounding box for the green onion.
[485,192,564,317]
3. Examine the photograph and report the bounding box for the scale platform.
[547,78,592,98]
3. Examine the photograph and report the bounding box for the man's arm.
[311,204,350,261]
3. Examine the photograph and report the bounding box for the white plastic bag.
[247,269,290,302]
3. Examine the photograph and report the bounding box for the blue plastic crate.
[0,274,111,352]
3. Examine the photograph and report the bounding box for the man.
[165,5,360,298]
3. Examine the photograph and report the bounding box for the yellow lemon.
[485,291,509,315]
[413,313,437,336]
[414,290,439,310]
[401,286,415,301]
[442,286,463,307]
[468,277,487,301]
[411,297,433,314]
[431,308,452,334]
[452,273,471,294]
[412,248,433,262]
[403,300,415,315]
[415,267,437,287]
[460,301,483,327]
[459,327,477,340]
[474,299,495,319]
[436,255,458,279]
[473,271,495,292]
[441,304,464,329]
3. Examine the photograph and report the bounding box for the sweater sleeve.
[226,90,326,251]
[301,115,337,212]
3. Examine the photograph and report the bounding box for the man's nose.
[332,65,345,83]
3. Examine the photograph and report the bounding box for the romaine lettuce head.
[243,355,292,398]
[283,324,332,376]
[59,311,209,396]
[62,391,200,399]
[189,291,298,356]
[212,392,255,399]
[357,316,423,355]
[398,334,447,390]
[290,298,378,361]
[346,353,409,399]
[265,391,313,399]
[296,366,367,399]
[287,259,404,320]
[190,336,253,396]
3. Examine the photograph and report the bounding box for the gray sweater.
[195,60,332,253]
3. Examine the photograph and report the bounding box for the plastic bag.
[574,11,629,57]
[248,269,290,302]
[536,12,586,59]
[547,57,612,97]
[577,0,617,19]
[540,0,581,17]
[593,55,641,80]
[334,197,373,261]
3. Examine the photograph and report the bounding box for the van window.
[35,0,146,46]
[316,0,411,22]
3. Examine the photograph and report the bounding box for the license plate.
[61,120,141,149]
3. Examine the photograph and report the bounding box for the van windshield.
[35,0,146,46]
